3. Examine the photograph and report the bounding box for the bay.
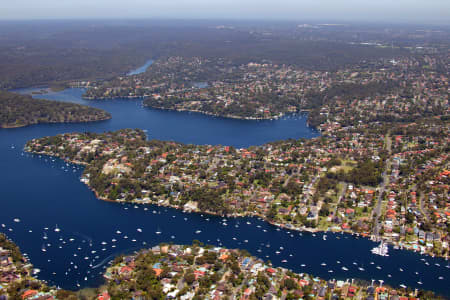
[0,87,448,295]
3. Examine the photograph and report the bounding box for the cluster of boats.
[371,241,389,257]
[3,204,449,291]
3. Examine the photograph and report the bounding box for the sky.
[1,0,449,24]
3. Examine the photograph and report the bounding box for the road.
[418,190,430,222]
[372,134,392,238]
[333,182,347,216]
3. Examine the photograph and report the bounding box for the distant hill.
[0,91,111,128]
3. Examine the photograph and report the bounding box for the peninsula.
[0,91,111,128]
[25,114,449,259]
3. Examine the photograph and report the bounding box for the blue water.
[126,59,154,75]
[0,87,449,295]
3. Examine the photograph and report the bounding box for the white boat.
[13,218,20,223]
[195,230,201,234]
[321,263,326,266]
[54,225,60,232]
[281,260,287,263]
[137,228,142,233]
[342,266,348,271]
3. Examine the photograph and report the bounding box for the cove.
[0,87,449,295]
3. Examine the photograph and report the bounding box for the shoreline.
[25,149,446,260]
[81,93,295,121]
[142,104,285,121]
[0,115,111,129]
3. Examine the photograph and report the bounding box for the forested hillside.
[0,91,110,128]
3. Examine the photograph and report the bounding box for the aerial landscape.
[0,0,449,299]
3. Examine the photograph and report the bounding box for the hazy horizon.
[1,0,449,25]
